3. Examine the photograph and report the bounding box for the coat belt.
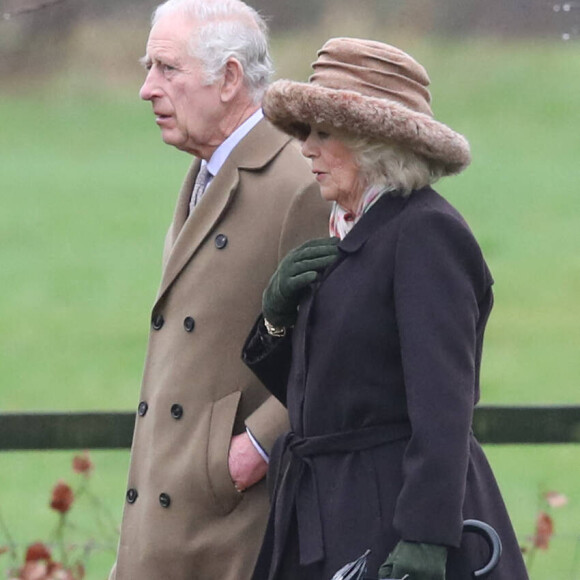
[263,422,412,578]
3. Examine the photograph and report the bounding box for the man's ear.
[220,58,245,103]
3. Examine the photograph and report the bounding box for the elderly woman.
[243,38,528,580]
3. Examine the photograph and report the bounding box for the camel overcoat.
[243,187,528,580]
[111,119,330,580]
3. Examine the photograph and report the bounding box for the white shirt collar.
[205,108,264,182]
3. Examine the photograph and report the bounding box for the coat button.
[138,401,148,417]
[171,404,183,420]
[215,234,228,249]
[183,316,195,332]
[151,313,164,330]
[126,488,138,504]
[159,493,171,508]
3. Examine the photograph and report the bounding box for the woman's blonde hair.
[340,133,447,196]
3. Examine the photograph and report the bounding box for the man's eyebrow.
[139,55,151,68]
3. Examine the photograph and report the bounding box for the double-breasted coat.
[243,187,529,579]
[111,119,330,580]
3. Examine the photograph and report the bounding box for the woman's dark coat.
[243,187,528,580]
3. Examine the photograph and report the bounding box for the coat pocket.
[207,390,244,515]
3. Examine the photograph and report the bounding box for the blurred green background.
[1,0,580,578]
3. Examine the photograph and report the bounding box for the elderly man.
[109,1,329,579]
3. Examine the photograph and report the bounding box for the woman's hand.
[262,237,340,328]
[378,540,447,580]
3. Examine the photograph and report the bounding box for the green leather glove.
[378,540,447,580]
[262,237,340,328]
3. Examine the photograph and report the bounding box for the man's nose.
[139,69,158,101]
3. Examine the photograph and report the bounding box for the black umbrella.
[331,549,372,580]
[331,519,502,580]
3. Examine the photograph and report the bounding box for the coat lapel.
[155,159,239,303]
[155,119,292,304]
[338,191,412,254]
[171,159,200,246]
[315,191,413,286]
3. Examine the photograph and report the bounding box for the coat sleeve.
[242,316,294,406]
[244,179,330,454]
[391,208,492,548]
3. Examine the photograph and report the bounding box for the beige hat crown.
[263,37,471,176]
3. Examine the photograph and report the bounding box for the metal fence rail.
[0,412,135,451]
[1,406,580,451]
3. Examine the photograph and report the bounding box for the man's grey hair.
[152,0,273,104]
[341,134,446,197]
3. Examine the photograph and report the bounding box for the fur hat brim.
[263,79,471,177]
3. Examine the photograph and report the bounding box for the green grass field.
[1,37,580,578]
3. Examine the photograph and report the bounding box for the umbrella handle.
[462,519,502,579]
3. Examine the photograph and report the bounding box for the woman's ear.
[220,58,244,103]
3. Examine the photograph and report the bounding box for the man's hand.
[228,432,268,492]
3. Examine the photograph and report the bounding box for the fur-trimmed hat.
[263,37,471,176]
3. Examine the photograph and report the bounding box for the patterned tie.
[189,164,211,215]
